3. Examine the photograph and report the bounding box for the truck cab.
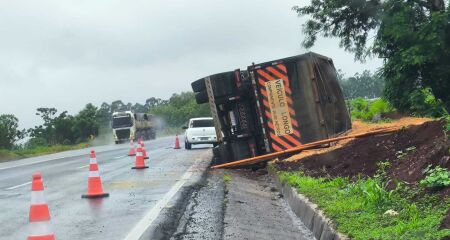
[112,111,156,144]
[112,111,136,144]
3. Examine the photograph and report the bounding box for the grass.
[223,174,232,184]
[0,142,91,162]
[278,171,450,240]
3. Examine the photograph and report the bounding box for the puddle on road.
[107,180,165,189]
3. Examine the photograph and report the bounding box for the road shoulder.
[168,167,315,240]
[222,169,315,240]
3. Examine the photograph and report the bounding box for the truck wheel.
[211,72,236,98]
[150,131,156,140]
[185,140,192,150]
[191,78,206,92]
[213,143,218,147]
[217,143,231,164]
[115,141,119,144]
[195,91,209,104]
[230,140,251,161]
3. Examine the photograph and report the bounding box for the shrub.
[420,165,450,189]
[408,88,448,118]
[349,98,394,122]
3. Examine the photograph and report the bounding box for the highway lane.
[0,136,212,240]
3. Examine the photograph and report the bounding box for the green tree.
[0,114,24,149]
[294,0,450,113]
[29,108,59,145]
[53,111,76,144]
[97,102,111,128]
[73,103,99,141]
[339,70,384,99]
[132,103,147,113]
[149,92,211,127]
[110,100,125,113]
[145,97,164,109]
[29,108,77,145]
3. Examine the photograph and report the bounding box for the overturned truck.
[191,52,351,165]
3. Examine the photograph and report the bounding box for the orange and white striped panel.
[256,63,302,152]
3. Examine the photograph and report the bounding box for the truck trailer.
[191,52,351,164]
[112,111,156,144]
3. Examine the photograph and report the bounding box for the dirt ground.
[275,117,450,231]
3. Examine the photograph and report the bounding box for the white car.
[183,117,218,149]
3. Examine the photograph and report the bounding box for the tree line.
[0,92,210,150]
[295,0,450,115]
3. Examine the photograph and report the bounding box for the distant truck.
[191,52,351,165]
[112,111,156,144]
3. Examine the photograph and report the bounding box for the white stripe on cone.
[136,152,142,157]
[30,191,46,205]
[90,158,97,164]
[89,170,100,177]
[29,221,53,236]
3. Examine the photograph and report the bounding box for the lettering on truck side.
[265,79,293,136]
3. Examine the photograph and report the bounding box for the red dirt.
[277,120,449,179]
[275,119,450,231]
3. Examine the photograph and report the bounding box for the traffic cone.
[128,139,136,156]
[141,143,149,160]
[82,150,109,198]
[132,146,148,169]
[174,135,181,149]
[28,172,55,240]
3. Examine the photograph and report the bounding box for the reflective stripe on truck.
[255,63,303,151]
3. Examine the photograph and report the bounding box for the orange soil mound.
[285,117,432,162]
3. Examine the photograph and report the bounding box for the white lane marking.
[6,181,32,190]
[114,155,126,159]
[77,164,90,169]
[123,160,199,240]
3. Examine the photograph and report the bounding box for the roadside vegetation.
[0,143,90,162]
[148,92,211,128]
[0,92,208,161]
[279,169,450,239]
[285,2,450,235]
[223,174,232,184]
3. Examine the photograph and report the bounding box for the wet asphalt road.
[0,136,212,240]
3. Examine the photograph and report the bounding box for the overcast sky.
[0,0,382,129]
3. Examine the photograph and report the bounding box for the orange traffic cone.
[82,150,109,198]
[174,135,181,149]
[132,146,148,169]
[141,143,149,160]
[128,139,136,156]
[28,172,55,240]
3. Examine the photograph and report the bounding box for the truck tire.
[217,142,232,164]
[211,72,236,98]
[230,140,251,161]
[150,131,156,140]
[191,78,206,92]
[195,91,209,104]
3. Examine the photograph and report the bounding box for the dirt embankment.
[275,118,450,230]
[278,119,449,182]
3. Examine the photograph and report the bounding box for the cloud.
[0,0,382,129]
